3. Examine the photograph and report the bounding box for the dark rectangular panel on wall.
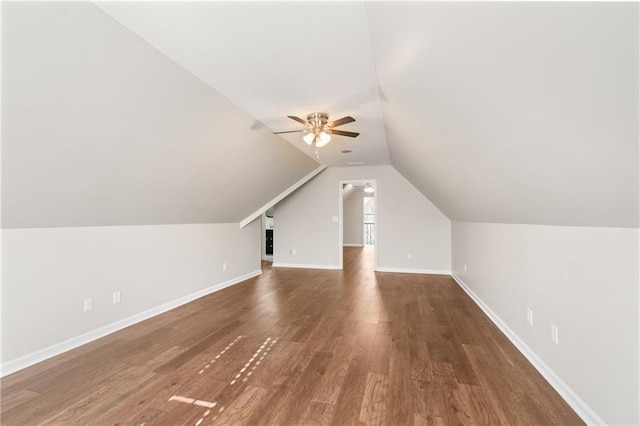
[266,229,273,255]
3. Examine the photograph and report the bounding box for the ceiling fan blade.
[273,130,305,134]
[328,116,355,128]
[330,129,360,138]
[287,115,309,126]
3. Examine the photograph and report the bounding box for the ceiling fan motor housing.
[307,112,329,133]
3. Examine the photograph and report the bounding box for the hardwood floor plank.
[4,338,135,395]
[359,372,388,425]
[312,338,355,404]
[2,361,137,425]
[408,338,433,382]
[244,352,315,425]
[0,389,40,412]
[414,412,445,426]
[1,247,584,425]
[267,350,333,424]
[387,356,414,425]
[153,320,242,375]
[213,385,274,425]
[40,369,161,425]
[100,374,178,424]
[330,354,368,424]
[301,400,335,425]
[412,379,447,422]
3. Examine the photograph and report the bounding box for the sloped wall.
[2,2,318,229]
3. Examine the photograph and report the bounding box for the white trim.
[272,263,340,270]
[239,165,327,228]
[451,273,605,426]
[343,243,364,247]
[0,269,262,377]
[375,267,451,275]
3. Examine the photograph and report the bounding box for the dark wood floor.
[1,246,583,425]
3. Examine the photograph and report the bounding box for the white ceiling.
[97,1,390,167]
[96,1,640,228]
[3,2,638,228]
[366,2,638,227]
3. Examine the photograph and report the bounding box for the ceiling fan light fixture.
[303,132,315,145]
[316,132,331,147]
[275,113,357,150]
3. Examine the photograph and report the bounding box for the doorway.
[261,207,274,263]
[339,179,378,270]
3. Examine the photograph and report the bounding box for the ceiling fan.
[274,113,359,147]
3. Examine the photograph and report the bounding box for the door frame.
[338,179,378,270]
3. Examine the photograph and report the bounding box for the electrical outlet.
[407,253,412,260]
[113,291,121,304]
[223,262,227,271]
[289,249,296,255]
[83,298,93,312]
[332,216,339,222]
[464,264,467,272]
[551,325,559,344]
[527,308,533,326]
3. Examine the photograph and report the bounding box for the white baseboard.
[272,263,340,270]
[0,269,262,377]
[343,243,364,247]
[375,266,451,275]
[451,273,605,426]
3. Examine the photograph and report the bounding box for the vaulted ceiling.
[97,1,640,228]
[96,1,390,167]
[3,2,638,228]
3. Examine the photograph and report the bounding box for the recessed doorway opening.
[363,195,375,246]
[338,179,378,270]
[261,207,274,263]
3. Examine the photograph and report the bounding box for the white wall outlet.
[464,264,467,272]
[551,325,559,344]
[113,291,121,304]
[407,253,412,259]
[83,297,93,312]
[332,216,339,222]
[223,262,227,271]
[527,308,533,326]
[289,249,296,255]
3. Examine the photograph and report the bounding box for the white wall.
[274,166,451,272]
[343,187,364,246]
[452,222,639,425]
[1,221,261,371]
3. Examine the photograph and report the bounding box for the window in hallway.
[363,196,375,245]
